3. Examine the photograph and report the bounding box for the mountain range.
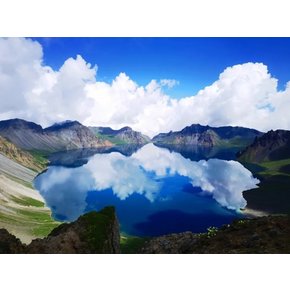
[89,126,150,145]
[0,119,267,154]
[152,124,263,147]
[0,119,150,152]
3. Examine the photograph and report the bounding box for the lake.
[34,143,260,237]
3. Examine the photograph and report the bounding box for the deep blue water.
[34,143,259,237]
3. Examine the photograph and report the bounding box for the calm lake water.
[34,143,259,237]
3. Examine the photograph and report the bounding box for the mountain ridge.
[0,119,112,152]
[152,123,263,147]
[89,126,151,145]
[237,129,290,163]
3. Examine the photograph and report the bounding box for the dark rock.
[140,215,290,254]
[237,129,290,163]
[0,229,25,254]
[140,231,197,254]
[0,207,120,254]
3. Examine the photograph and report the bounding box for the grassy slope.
[0,142,59,243]
[242,158,290,214]
[0,185,60,243]
[120,234,148,254]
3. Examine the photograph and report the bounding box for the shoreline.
[241,207,269,218]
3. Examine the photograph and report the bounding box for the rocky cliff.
[0,207,120,254]
[238,129,290,163]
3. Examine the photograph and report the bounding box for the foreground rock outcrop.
[140,215,290,254]
[1,210,289,254]
[0,229,26,254]
[0,207,120,254]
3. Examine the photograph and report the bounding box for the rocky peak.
[180,124,209,135]
[44,120,83,132]
[0,118,43,132]
[119,126,132,132]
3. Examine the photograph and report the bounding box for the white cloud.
[160,79,179,88]
[133,144,259,210]
[1,37,290,137]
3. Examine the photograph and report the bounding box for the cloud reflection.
[35,143,259,221]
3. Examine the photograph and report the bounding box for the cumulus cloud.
[160,79,179,88]
[1,37,290,137]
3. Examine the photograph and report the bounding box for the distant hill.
[152,124,263,147]
[89,126,150,145]
[0,119,112,152]
[238,129,290,163]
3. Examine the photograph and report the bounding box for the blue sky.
[33,37,290,98]
[2,37,290,136]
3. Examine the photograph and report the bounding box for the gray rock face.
[90,126,151,145]
[0,119,112,152]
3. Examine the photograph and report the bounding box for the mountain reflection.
[34,143,259,223]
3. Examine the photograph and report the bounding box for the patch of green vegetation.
[219,137,252,148]
[32,223,60,236]
[206,226,218,238]
[120,234,148,254]
[259,158,290,176]
[95,133,127,145]
[79,207,117,252]
[17,208,53,222]
[237,219,248,225]
[27,150,49,169]
[0,211,19,223]
[10,195,44,207]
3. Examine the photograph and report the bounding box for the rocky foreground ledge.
[140,215,290,254]
[0,207,120,254]
[0,207,290,254]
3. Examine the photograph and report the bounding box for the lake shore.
[242,207,269,218]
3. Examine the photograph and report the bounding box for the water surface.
[34,144,259,237]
